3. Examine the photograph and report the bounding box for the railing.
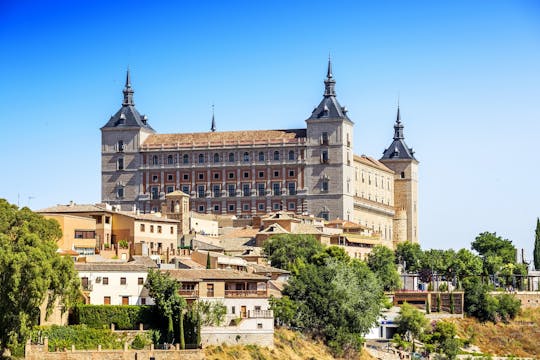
[224,290,266,298]
[179,289,199,297]
[248,310,273,318]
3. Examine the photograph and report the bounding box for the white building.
[75,262,155,306]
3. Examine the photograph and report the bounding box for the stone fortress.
[101,60,418,246]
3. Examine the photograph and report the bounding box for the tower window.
[117,158,124,170]
[322,179,329,192]
[400,172,405,179]
[321,150,329,163]
[322,132,329,145]
[117,140,124,152]
[117,187,124,198]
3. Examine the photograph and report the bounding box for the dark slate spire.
[122,69,135,106]
[101,70,154,131]
[380,105,416,161]
[210,104,216,132]
[324,56,336,97]
[307,58,351,122]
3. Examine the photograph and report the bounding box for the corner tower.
[101,70,155,210]
[380,106,419,244]
[305,59,355,221]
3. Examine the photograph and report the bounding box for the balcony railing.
[225,290,267,298]
[179,289,199,297]
[248,310,273,318]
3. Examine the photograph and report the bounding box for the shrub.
[71,305,160,330]
[131,333,152,349]
[32,325,127,351]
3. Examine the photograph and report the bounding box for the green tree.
[395,241,423,272]
[367,245,401,291]
[0,199,80,355]
[428,321,462,359]
[396,302,428,352]
[205,251,211,269]
[269,295,297,326]
[263,234,324,270]
[472,232,517,274]
[145,269,187,346]
[534,218,540,271]
[451,248,483,285]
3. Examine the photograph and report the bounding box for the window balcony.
[224,290,267,298]
[248,310,273,318]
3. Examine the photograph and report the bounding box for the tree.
[534,218,540,271]
[472,232,517,274]
[395,241,423,272]
[269,295,297,326]
[396,302,428,352]
[263,234,324,270]
[428,321,461,359]
[451,248,483,285]
[205,251,211,269]
[0,200,80,355]
[146,269,187,346]
[367,245,401,291]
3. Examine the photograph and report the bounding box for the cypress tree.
[206,252,211,269]
[534,218,540,271]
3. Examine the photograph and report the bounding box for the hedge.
[71,305,161,330]
[32,325,128,351]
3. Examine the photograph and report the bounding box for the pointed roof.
[307,58,352,123]
[380,106,417,161]
[101,70,155,131]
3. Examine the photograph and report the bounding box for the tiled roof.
[115,211,180,223]
[37,203,112,214]
[354,155,394,173]
[219,227,259,240]
[164,269,269,281]
[248,263,290,275]
[141,129,306,149]
[75,262,148,272]
[291,223,323,235]
[131,256,159,268]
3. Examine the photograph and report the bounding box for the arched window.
[258,151,265,161]
[243,152,250,162]
[198,154,204,163]
[273,151,280,161]
[288,150,295,160]
[228,153,235,162]
[152,155,158,165]
[213,153,220,163]
[182,154,189,164]
[167,155,173,164]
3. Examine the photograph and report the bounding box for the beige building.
[42,213,97,256]
[101,63,419,245]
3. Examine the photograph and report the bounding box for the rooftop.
[164,268,269,282]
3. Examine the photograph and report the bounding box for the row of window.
[151,169,297,183]
[81,276,145,286]
[149,150,298,166]
[139,224,175,234]
[103,296,147,305]
[148,182,297,199]
[195,201,297,213]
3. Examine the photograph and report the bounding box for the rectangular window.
[74,230,96,239]
[258,171,265,178]
[288,202,296,210]
[122,296,129,305]
[141,298,146,305]
[322,150,329,163]
[322,132,329,145]
[104,296,111,305]
[117,158,124,170]
[140,224,145,232]
[166,186,174,193]
[228,184,236,197]
[243,183,250,197]
[167,174,173,181]
[198,205,205,212]
[138,277,144,285]
[258,203,265,211]
[105,216,110,224]
[228,204,235,211]
[242,203,249,211]
[157,225,162,233]
[103,277,109,285]
[117,188,124,198]
[243,171,249,178]
[181,185,190,194]
[288,182,296,195]
[117,140,124,152]
[198,185,205,198]
[214,204,220,212]
[213,184,221,198]
[322,180,329,192]
[272,183,280,196]
[120,277,126,285]
[198,173,204,180]
[213,172,220,180]
[183,173,189,180]
[273,202,281,210]
[273,170,279,177]
[257,183,265,196]
[170,226,174,234]
[152,175,158,182]
[151,187,159,200]
[207,283,214,297]
[150,225,154,233]
[288,169,295,177]
[231,306,236,314]
[228,172,235,179]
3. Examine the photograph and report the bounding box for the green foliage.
[395,241,423,272]
[396,303,428,352]
[31,325,127,351]
[71,305,160,329]
[131,332,152,349]
[118,239,129,248]
[472,232,517,274]
[194,300,227,326]
[206,251,211,269]
[534,218,540,271]
[391,333,411,350]
[451,248,483,284]
[462,277,521,323]
[269,295,298,325]
[0,199,80,353]
[262,234,324,270]
[367,245,401,291]
[423,321,462,359]
[146,269,187,343]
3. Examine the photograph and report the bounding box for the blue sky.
[1,0,539,259]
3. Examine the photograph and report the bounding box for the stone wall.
[25,342,203,360]
[491,291,540,308]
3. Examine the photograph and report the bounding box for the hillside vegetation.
[204,328,375,360]
[450,307,540,357]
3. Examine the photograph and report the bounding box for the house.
[165,268,274,347]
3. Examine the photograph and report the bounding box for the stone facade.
[101,63,419,244]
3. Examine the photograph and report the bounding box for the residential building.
[42,213,97,256]
[101,61,419,245]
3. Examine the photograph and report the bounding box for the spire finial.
[327,53,333,79]
[122,68,135,106]
[393,103,404,140]
[210,104,216,132]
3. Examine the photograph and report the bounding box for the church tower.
[101,70,155,210]
[305,59,355,221]
[380,106,419,243]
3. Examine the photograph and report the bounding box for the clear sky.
[1,0,539,259]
